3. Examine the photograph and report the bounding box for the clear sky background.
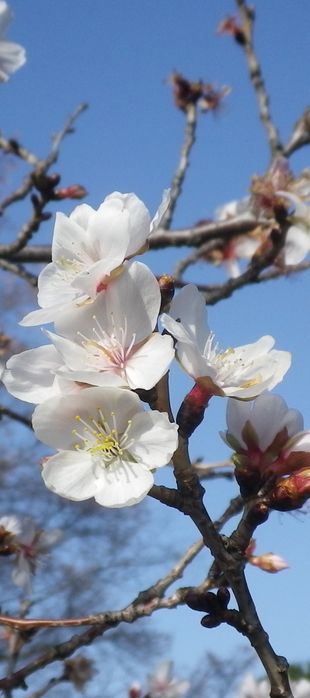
[2,0,310,693]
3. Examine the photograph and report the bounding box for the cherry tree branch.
[0,406,33,430]
[235,0,283,158]
[0,103,88,257]
[159,104,197,230]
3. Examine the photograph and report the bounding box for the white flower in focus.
[277,191,310,265]
[33,387,178,508]
[161,285,291,399]
[0,1,26,82]
[46,262,174,391]
[147,661,190,698]
[223,393,310,479]
[21,190,170,327]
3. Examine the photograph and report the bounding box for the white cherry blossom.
[147,660,190,698]
[0,1,26,82]
[46,262,174,390]
[33,387,178,508]
[21,190,169,327]
[161,285,291,399]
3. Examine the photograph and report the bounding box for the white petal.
[37,262,80,308]
[94,460,154,507]
[150,189,171,232]
[0,40,26,81]
[12,556,31,591]
[162,285,210,352]
[125,334,174,389]
[102,192,151,257]
[284,225,310,265]
[3,345,62,403]
[52,210,94,262]
[42,451,97,500]
[129,410,178,467]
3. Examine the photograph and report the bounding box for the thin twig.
[235,0,282,158]
[160,104,197,229]
[0,258,38,286]
[0,406,33,430]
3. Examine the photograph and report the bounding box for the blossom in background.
[147,660,190,698]
[33,387,178,508]
[277,191,310,265]
[236,674,310,698]
[0,1,26,82]
[20,190,169,327]
[161,285,291,399]
[213,198,263,278]
[222,393,310,482]
[0,516,62,594]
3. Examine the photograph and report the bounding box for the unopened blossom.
[0,1,26,82]
[33,387,178,508]
[222,393,310,484]
[161,285,291,399]
[246,541,289,574]
[269,467,310,511]
[21,190,169,327]
[147,660,190,698]
[128,682,142,698]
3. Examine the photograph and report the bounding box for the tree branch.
[235,0,283,158]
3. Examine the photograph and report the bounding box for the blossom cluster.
[4,186,310,515]
[206,158,310,278]
[4,191,179,508]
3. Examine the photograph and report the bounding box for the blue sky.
[2,0,310,690]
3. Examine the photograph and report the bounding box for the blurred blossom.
[147,660,190,698]
[0,516,62,594]
[0,1,26,82]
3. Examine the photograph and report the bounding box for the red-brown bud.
[158,274,175,313]
[269,468,310,511]
[54,184,87,200]
[186,590,220,614]
[176,383,213,438]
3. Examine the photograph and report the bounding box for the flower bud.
[216,587,231,609]
[158,274,175,313]
[249,552,289,574]
[128,682,142,698]
[269,468,310,511]
[200,614,221,629]
[185,590,220,614]
[177,383,213,439]
[54,184,87,200]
